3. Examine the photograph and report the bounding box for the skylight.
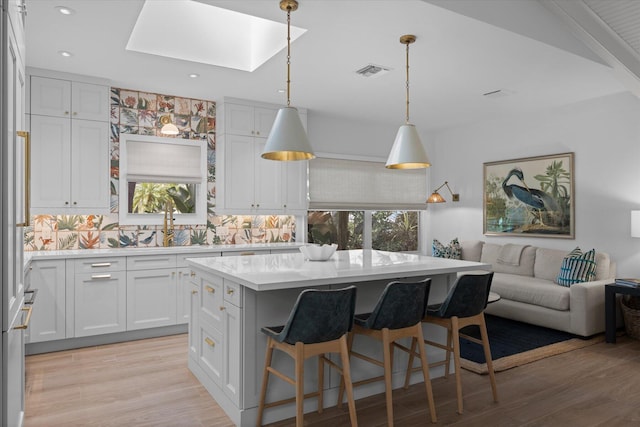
[126,0,307,72]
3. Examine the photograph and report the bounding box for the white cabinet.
[30,76,109,121]
[73,258,126,337]
[126,255,177,330]
[28,72,110,214]
[28,259,66,343]
[190,268,243,407]
[177,253,220,324]
[188,279,200,362]
[216,98,308,214]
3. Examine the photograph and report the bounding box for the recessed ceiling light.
[58,50,73,57]
[55,6,75,15]
[188,73,199,78]
[127,0,306,72]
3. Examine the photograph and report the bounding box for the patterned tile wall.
[24,88,295,251]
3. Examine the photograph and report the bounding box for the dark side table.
[605,282,640,343]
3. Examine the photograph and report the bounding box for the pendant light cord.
[286,6,291,107]
[405,41,410,124]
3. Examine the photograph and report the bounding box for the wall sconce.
[159,115,179,135]
[631,210,640,237]
[427,181,459,203]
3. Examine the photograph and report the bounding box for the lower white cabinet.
[126,268,177,330]
[126,254,177,330]
[176,267,193,324]
[74,270,126,337]
[190,267,243,407]
[188,280,200,361]
[28,259,66,343]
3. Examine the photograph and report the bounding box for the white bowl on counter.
[299,244,338,261]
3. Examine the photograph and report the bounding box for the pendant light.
[261,0,315,161]
[385,35,431,169]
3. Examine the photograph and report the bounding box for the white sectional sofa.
[459,241,616,337]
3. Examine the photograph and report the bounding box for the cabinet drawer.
[198,322,223,386]
[178,252,220,267]
[223,280,242,307]
[127,254,177,270]
[200,274,224,330]
[74,257,125,273]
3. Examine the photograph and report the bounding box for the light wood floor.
[25,332,640,427]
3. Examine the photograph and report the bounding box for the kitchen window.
[307,157,425,252]
[119,134,207,225]
[307,210,419,252]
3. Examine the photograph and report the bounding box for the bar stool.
[405,272,498,414]
[257,286,358,427]
[338,279,437,426]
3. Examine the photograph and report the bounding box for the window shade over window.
[309,158,427,210]
[125,136,205,183]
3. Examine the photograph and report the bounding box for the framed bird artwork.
[483,152,575,238]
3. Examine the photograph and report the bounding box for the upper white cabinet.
[216,98,309,215]
[28,71,110,214]
[30,76,109,121]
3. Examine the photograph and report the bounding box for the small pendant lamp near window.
[159,115,179,135]
[261,0,315,161]
[385,35,431,169]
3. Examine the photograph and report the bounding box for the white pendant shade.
[161,122,179,135]
[385,124,430,169]
[261,106,315,161]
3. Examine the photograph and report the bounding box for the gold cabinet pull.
[190,271,196,277]
[204,337,215,347]
[205,285,215,293]
[16,131,30,227]
[226,288,235,295]
[191,290,198,295]
[240,251,255,256]
[14,306,33,330]
[219,306,226,311]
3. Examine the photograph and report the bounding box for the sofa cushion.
[556,247,596,286]
[480,243,535,276]
[533,248,567,281]
[594,252,611,280]
[460,240,484,262]
[432,238,461,259]
[491,273,570,311]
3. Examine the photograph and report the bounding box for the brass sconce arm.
[427,181,460,203]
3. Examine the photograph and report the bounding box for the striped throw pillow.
[556,247,597,287]
[432,238,461,259]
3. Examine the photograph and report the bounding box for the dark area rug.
[457,314,604,374]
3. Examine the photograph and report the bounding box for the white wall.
[308,111,435,161]
[426,91,640,277]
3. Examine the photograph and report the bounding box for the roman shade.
[124,135,205,183]
[309,158,427,210]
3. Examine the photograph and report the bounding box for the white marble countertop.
[187,249,491,291]
[24,242,304,265]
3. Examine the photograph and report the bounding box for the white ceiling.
[25,0,628,133]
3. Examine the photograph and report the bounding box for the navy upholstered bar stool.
[338,279,437,426]
[256,286,358,427]
[405,272,498,414]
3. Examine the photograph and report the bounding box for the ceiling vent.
[355,64,391,78]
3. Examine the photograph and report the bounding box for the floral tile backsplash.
[24,87,295,251]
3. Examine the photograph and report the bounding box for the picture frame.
[483,152,575,238]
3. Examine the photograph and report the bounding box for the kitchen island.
[186,249,490,426]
